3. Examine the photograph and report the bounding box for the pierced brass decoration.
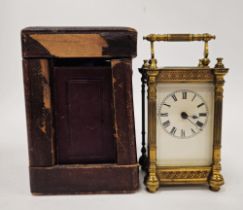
[139,33,228,192]
[157,167,211,184]
[156,69,214,82]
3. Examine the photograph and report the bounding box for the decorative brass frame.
[140,34,228,192]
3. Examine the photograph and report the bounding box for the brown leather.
[22,27,138,194]
[52,65,116,164]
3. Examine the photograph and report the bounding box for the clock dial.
[158,89,208,139]
[156,83,214,166]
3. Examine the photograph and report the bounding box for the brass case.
[140,34,228,192]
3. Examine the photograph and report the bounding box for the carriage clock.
[138,33,228,192]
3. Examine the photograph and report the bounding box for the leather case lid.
[21,27,137,58]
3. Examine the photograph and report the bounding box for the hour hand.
[181,112,198,120]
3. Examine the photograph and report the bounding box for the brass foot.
[209,173,224,192]
[146,174,159,193]
[209,185,220,192]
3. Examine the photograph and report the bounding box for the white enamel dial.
[156,83,214,167]
[159,89,208,139]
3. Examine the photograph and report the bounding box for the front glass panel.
[156,83,214,166]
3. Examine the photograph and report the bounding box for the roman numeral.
[182,91,187,99]
[181,129,185,138]
[191,94,196,101]
[162,120,170,128]
[191,128,196,134]
[163,103,171,107]
[170,127,177,136]
[197,103,205,108]
[199,113,207,117]
[160,113,168,117]
[196,121,204,127]
[171,94,177,102]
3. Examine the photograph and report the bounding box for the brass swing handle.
[143,33,215,42]
[143,33,216,68]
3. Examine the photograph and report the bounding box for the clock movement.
[139,33,228,192]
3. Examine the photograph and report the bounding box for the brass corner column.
[209,58,228,191]
[145,64,160,192]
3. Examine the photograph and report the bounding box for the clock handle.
[143,33,216,67]
[143,33,215,42]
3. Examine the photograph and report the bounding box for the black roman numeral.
[170,127,177,135]
[181,129,185,138]
[163,103,171,107]
[182,91,187,99]
[160,113,168,117]
[162,120,170,128]
[196,121,204,127]
[171,94,177,102]
[197,103,205,108]
[199,113,207,117]
[191,128,196,134]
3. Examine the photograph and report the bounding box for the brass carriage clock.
[139,33,228,192]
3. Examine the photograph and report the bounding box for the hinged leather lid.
[22,27,137,58]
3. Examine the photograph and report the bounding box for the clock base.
[144,166,225,192]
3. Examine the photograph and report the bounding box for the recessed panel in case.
[52,65,116,164]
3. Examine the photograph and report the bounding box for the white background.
[0,0,243,209]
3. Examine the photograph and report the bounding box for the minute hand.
[187,118,201,130]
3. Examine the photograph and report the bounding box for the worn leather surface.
[52,65,116,164]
